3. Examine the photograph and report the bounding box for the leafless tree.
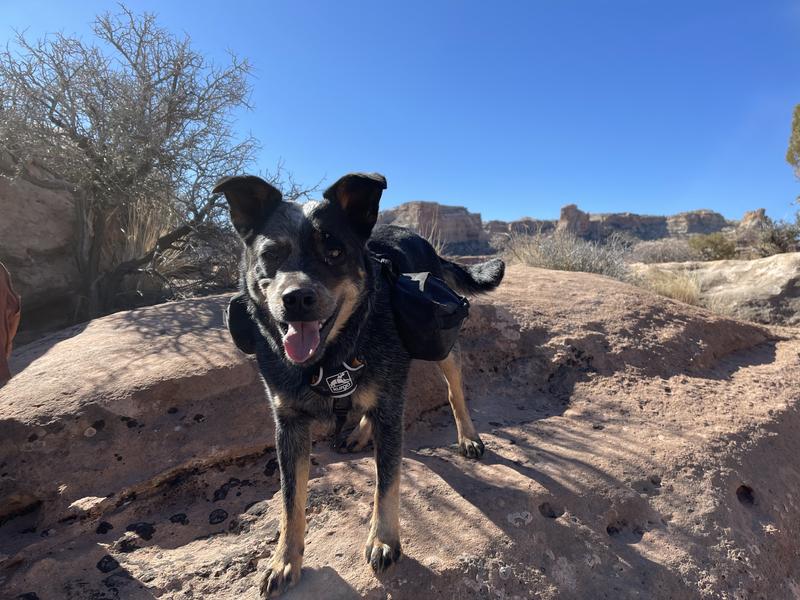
[0,5,288,318]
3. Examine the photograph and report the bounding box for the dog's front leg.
[365,406,403,572]
[261,414,310,598]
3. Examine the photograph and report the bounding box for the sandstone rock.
[631,253,800,326]
[378,201,492,255]
[738,208,770,231]
[556,203,591,237]
[591,211,669,240]
[0,155,81,342]
[2,266,800,599]
[666,209,729,236]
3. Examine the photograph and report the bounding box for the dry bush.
[756,219,800,257]
[505,230,630,280]
[628,238,701,264]
[688,233,737,261]
[0,5,256,319]
[636,269,701,305]
[418,204,446,255]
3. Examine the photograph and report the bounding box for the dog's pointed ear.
[225,293,257,355]
[213,175,282,240]
[323,172,387,239]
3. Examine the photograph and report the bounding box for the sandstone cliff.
[377,201,493,255]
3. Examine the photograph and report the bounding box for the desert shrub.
[628,238,701,264]
[505,230,630,280]
[636,269,701,305]
[756,219,800,256]
[0,6,260,319]
[688,233,737,261]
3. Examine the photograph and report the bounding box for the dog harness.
[309,357,366,449]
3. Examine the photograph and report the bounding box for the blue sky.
[3,1,800,222]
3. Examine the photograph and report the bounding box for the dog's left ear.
[323,172,387,239]
[225,293,257,355]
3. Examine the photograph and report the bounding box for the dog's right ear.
[213,175,282,241]
[224,293,257,355]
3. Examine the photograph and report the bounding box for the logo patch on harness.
[326,370,353,395]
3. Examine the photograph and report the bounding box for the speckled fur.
[213,172,503,598]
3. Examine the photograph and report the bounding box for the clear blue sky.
[4,1,800,222]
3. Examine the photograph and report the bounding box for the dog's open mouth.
[280,308,339,364]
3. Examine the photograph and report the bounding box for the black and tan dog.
[214,172,504,597]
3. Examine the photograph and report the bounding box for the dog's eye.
[326,247,342,260]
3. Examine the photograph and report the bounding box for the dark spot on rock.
[592,423,604,430]
[91,419,105,431]
[209,509,228,525]
[193,414,205,423]
[606,519,644,543]
[126,419,138,429]
[650,474,662,487]
[125,522,155,540]
[96,555,120,573]
[167,407,178,414]
[17,593,40,600]
[117,537,140,553]
[96,521,114,534]
[245,500,269,517]
[264,458,278,477]
[488,421,503,427]
[538,502,564,519]
[120,416,130,422]
[213,478,246,502]
[27,433,38,443]
[737,485,755,506]
[170,513,189,525]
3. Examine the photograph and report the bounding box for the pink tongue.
[282,321,321,363]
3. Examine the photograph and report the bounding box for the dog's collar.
[308,356,366,399]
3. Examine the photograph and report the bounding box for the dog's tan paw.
[458,435,485,459]
[345,416,373,453]
[365,535,401,572]
[260,554,302,598]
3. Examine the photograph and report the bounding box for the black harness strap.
[308,357,366,450]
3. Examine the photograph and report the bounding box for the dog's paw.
[345,417,373,453]
[365,535,401,573]
[260,554,302,598]
[458,435,485,459]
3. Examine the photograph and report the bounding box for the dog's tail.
[440,257,505,295]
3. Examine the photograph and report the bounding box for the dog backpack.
[375,258,470,361]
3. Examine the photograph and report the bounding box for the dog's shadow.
[281,565,361,599]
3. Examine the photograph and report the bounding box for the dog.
[214,172,505,598]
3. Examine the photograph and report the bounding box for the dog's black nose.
[282,288,317,310]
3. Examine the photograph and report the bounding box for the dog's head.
[214,172,387,366]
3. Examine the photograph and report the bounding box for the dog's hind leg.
[438,346,485,459]
[365,406,402,572]
[261,414,310,599]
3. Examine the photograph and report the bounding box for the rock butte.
[1,265,799,599]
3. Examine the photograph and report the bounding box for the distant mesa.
[379,200,741,255]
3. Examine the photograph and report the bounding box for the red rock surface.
[2,265,799,599]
